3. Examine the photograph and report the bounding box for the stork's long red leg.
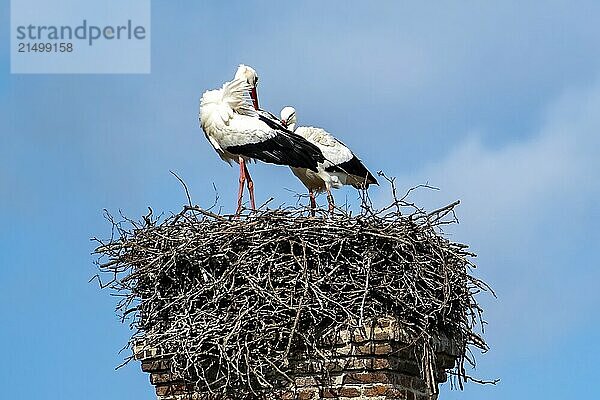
[326,188,335,214]
[309,190,316,217]
[243,162,256,211]
[246,84,258,211]
[236,157,246,215]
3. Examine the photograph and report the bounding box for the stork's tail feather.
[352,170,378,189]
[325,155,378,188]
[365,170,379,187]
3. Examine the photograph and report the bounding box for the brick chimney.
[135,317,458,400]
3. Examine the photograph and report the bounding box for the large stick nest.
[94,184,491,397]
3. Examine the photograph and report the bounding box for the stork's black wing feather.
[326,155,378,187]
[226,126,325,171]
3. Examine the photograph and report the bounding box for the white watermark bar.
[11,0,151,74]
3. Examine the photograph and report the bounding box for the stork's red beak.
[281,119,287,128]
[250,87,259,110]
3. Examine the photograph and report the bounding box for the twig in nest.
[170,170,193,207]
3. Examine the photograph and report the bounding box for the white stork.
[199,77,325,214]
[280,106,378,213]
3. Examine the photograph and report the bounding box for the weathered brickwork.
[135,317,458,400]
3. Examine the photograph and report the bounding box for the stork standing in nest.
[199,74,325,215]
[280,106,378,214]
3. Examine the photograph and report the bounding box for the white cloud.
[391,80,600,354]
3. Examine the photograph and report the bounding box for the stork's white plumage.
[199,74,325,214]
[280,106,378,213]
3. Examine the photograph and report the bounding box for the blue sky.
[1,1,599,399]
